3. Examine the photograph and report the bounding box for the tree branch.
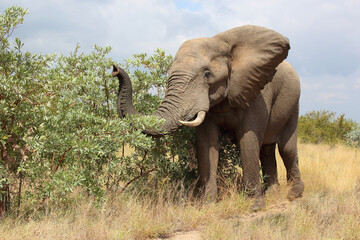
[119,150,154,193]
[119,167,156,194]
[54,146,73,172]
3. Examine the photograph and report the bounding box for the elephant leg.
[239,131,265,211]
[260,143,279,190]
[278,110,304,200]
[195,119,219,202]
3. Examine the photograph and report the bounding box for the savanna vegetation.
[1,6,359,240]
[298,110,356,145]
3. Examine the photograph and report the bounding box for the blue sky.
[1,0,359,121]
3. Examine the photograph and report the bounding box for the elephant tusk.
[179,111,206,127]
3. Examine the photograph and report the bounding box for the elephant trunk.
[112,65,183,137]
[112,66,139,118]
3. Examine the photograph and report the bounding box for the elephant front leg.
[195,119,219,202]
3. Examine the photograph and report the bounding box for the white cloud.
[355,78,360,89]
[1,0,360,120]
[329,84,347,90]
[301,81,322,90]
[319,92,348,103]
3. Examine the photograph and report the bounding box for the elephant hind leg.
[278,109,304,200]
[239,131,267,211]
[260,143,279,191]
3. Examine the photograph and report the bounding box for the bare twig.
[17,171,23,215]
[54,146,73,172]
[119,167,156,194]
[122,142,125,158]
[119,150,155,193]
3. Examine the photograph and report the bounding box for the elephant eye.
[204,71,212,79]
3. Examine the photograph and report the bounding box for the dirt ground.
[166,231,202,240]
[158,200,295,240]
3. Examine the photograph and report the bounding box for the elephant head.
[113,25,290,136]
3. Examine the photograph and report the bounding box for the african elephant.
[113,25,304,210]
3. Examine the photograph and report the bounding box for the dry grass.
[1,143,359,240]
[201,143,360,240]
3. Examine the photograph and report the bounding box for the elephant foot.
[250,197,266,212]
[287,180,304,201]
[203,193,217,203]
[194,191,217,203]
[194,183,217,203]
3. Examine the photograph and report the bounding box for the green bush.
[298,110,356,144]
[345,123,360,148]
[0,6,199,215]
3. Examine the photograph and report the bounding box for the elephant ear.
[214,25,290,109]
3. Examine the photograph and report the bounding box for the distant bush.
[345,123,360,148]
[298,110,356,144]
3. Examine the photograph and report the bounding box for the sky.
[1,0,360,121]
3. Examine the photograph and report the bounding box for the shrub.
[0,5,128,211]
[345,123,360,148]
[298,110,355,144]
[0,6,198,215]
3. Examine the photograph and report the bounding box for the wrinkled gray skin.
[113,25,304,210]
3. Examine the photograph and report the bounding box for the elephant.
[113,25,304,210]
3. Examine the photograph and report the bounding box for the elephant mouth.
[179,111,206,127]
